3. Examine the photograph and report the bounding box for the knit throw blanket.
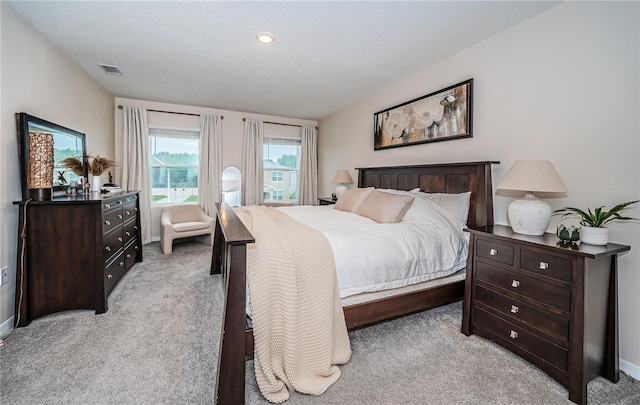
[234,206,352,403]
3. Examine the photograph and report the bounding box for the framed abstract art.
[374,79,473,150]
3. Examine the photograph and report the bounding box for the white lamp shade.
[332,170,353,185]
[497,161,567,236]
[497,160,567,194]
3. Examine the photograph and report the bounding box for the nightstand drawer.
[476,262,571,312]
[521,249,571,282]
[475,285,569,342]
[476,239,514,266]
[474,307,568,371]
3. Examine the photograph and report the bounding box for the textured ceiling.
[9,1,560,120]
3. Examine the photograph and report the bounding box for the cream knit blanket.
[234,206,351,403]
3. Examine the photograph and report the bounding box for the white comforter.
[277,199,468,299]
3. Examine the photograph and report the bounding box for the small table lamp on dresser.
[332,169,353,199]
[496,160,568,236]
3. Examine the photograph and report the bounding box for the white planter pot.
[580,227,609,245]
[91,175,102,192]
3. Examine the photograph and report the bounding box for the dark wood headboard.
[356,161,498,229]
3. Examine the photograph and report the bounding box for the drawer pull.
[135,246,139,250]
[510,330,518,339]
[118,214,123,219]
[489,248,498,256]
[125,231,131,236]
[107,274,113,280]
[510,305,519,314]
[120,262,125,267]
[134,226,138,230]
[105,220,111,226]
[104,204,111,209]
[125,210,130,215]
[511,280,520,288]
[105,246,111,252]
[118,237,123,242]
[126,254,131,258]
[118,200,123,204]
[539,261,549,270]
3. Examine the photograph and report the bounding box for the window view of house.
[149,127,200,204]
[263,137,300,204]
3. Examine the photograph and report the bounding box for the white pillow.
[401,196,466,231]
[410,191,471,226]
[355,189,415,223]
[334,187,373,213]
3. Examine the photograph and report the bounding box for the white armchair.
[160,205,215,254]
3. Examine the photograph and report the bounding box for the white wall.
[114,97,317,240]
[0,2,114,334]
[319,2,640,373]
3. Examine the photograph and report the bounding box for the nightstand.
[462,225,630,405]
[318,197,336,205]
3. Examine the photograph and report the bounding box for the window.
[263,136,300,204]
[149,126,200,204]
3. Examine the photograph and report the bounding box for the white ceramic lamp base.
[335,184,348,199]
[507,194,551,236]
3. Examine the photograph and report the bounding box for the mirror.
[17,113,87,200]
[221,166,242,207]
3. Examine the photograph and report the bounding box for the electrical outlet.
[0,267,8,286]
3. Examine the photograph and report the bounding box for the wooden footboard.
[211,161,497,404]
[211,202,254,405]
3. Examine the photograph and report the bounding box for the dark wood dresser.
[14,191,142,327]
[462,225,630,405]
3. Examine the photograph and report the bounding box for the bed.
[211,161,497,404]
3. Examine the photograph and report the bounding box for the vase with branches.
[60,154,119,192]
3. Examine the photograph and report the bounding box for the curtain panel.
[199,115,222,216]
[299,126,318,205]
[121,106,152,244]
[242,119,264,206]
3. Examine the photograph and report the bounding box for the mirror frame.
[16,112,88,200]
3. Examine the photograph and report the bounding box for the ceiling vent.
[98,64,123,76]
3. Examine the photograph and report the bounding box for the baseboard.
[151,236,160,242]
[0,316,14,339]
[620,358,640,380]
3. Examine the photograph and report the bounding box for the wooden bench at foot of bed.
[211,161,498,405]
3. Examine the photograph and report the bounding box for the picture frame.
[374,79,473,150]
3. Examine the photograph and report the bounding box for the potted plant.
[553,200,638,245]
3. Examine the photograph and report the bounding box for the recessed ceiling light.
[256,32,275,45]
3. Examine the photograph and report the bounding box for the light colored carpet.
[1,242,638,404]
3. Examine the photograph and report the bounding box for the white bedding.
[276,198,469,299]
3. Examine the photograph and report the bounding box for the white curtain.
[242,119,264,206]
[199,115,222,216]
[121,106,152,244]
[299,126,318,205]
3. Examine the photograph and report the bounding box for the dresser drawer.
[474,307,568,371]
[123,220,138,245]
[124,239,140,270]
[476,262,571,312]
[476,239,514,266]
[475,284,569,342]
[103,208,124,234]
[521,249,571,282]
[122,194,138,207]
[103,228,124,262]
[104,253,126,297]
[122,204,137,222]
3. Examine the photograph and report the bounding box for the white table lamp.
[332,169,353,199]
[497,160,568,236]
